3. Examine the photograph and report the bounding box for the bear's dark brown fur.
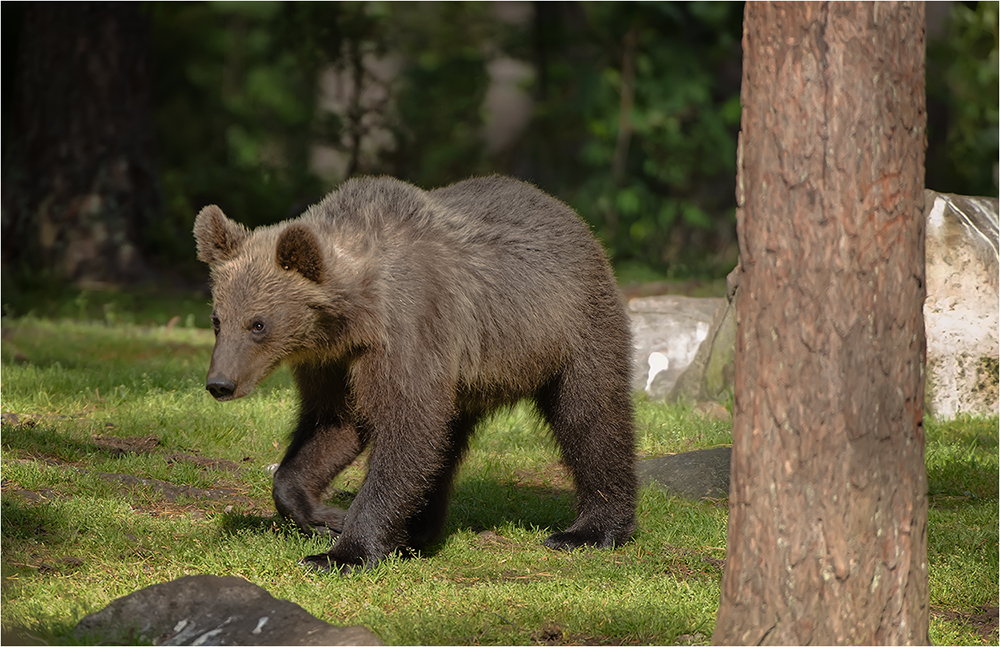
[194,175,636,573]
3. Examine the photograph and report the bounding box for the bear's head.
[194,205,340,401]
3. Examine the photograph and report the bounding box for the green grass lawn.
[1,309,997,645]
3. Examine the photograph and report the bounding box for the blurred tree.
[148,1,500,271]
[148,2,334,265]
[307,2,393,180]
[153,1,745,279]
[5,1,991,285]
[385,2,497,187]
[927,0,999,197]
[2,3,160,285]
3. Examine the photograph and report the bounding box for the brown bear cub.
[194,175,637,573]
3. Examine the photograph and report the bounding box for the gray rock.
[628,295,725,399]
[74,575,381,646]
[638,191,1000,419]
[924,190,999,418]
[668,297,736,404]
[638,447,731,500]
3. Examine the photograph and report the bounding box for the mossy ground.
[1,298,996,645]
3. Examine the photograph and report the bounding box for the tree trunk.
[3,3,159,285]
[713,3,929,645]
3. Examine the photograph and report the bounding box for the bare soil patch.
[932,605,999,643]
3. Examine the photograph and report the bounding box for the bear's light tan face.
[194,204,352,401]
[205,250,324,400]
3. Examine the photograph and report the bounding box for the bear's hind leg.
[536,364,637,551]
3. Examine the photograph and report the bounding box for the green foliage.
[140,1,997,281]
[927,1,1000,197]
[567,2,742,274]
[148,2,332,264]
[384,3,498,188]
[144,1,743,278]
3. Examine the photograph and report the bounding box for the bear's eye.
[211,315,221,335]
[250,320,266,334]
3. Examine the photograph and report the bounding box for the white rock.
[630,191,999,420]
[923,190,999,418]
[628,296,724,399]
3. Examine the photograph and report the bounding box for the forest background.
[1,1,997,296]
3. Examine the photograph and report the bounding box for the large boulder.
[74,575,381,646]
[633,191,999,419]
[628,295,725,399]
[667,293,737,404]
[923,190,999,418]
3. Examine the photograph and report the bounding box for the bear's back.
[309,176,591,248]
[298,175,628,401]
[306,175,611,283]
[308,176,433,233]
[427,176,598,256]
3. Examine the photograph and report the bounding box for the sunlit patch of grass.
[1,314,996,645]
[925,415,999,639]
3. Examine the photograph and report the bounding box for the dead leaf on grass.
[475,530,515,549]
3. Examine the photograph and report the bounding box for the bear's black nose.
[207,377,237,400]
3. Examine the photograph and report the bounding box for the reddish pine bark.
[713,3,929,644]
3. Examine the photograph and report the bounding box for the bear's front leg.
[272,421,363,536]
[272,464,348,536]
[299,435,448,573]
[273,364,362,536]
[300,362,457,574]
[302,416,475,574]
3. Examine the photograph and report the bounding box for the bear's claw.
[543,527,628,551]
[300,551,366,575]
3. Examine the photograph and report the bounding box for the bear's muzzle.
[206,376,238,400]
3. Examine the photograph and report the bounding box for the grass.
[1,302,997,645]
[925,415,999,644]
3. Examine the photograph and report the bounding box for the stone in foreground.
[638,447,731,500]
[74,575,381,646]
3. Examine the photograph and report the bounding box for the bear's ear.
[276,224,325,283]
[194,205,249,264]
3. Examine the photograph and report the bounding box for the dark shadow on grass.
[925,416,1000,501]
[217,510,294,537]
[1,283,211,325]
[1,621,77,647]
[932,605,1000,644]
[447,477,577,535]
[926,454,1000,502]
[3,418,189,464]
[0,499,72,547]
[213,477,580,558]
[1,420,112,463]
